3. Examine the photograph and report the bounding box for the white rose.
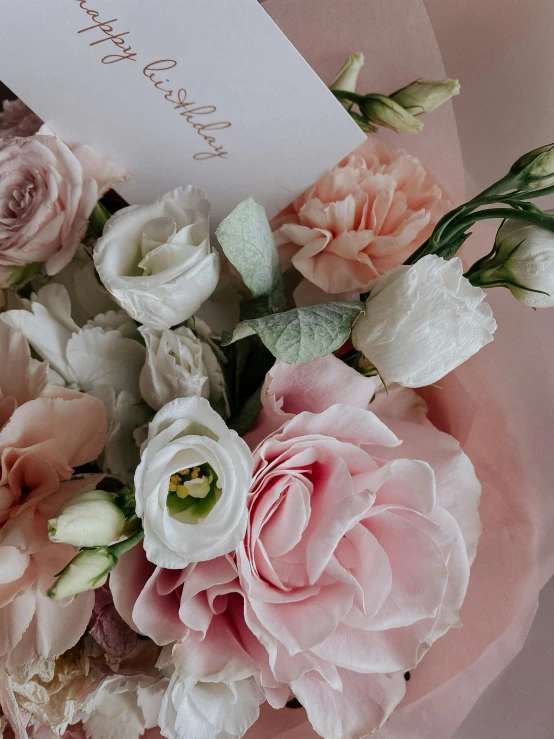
[139,321,229,416]
[135,396,252,569]
[94,186,220,329]
[352,255,497,387]
[484,218,554,307]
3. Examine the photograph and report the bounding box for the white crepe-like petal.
[352,255,497,387]
[94,186,220,329]
[135,397,253,569]
[65,325,145,396]
[159,671,264,739]
[1,285,145,402]
[1,284,78,381]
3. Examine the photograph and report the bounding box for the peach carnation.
[272,136,452,296]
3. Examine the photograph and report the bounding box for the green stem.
[109,528,144,558]
[443,207,554,249]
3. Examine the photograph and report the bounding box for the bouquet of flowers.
[1,52,554,739]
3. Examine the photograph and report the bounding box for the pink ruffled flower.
[0,99,42,138]
[0,134,129,285]
[272,136,452,297]
[0,322,107,665]
[111,356,481,739]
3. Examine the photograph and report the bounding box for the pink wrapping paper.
[245,1,554,737]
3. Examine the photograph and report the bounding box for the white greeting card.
[0,0,365,222]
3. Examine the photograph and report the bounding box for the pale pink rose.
[0,322,108,665]
[272,136,452,296]
[111,356,481,739]
[0,99,42,138]
[234,356,482,739]
[0,135,129,284]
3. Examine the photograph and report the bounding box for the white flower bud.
[48,490,126,548]
[510,144,554,190]
[331,53,365,110]
[391,78,460,114]
[489,219,554,307]
[352,255,496,387]
[47,548,116,600]
[359,94,423,135]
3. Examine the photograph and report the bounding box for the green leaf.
[228,384,263,436]
[86,201,112,241]
[216,198,286,310]
[222,302,364,365]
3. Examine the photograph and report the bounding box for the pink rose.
[0,134,129,285]
[272,136,452,297]
[233,356,481,738]
[0,322,108,665]
[111,355,481,739]
[0,99,42,138]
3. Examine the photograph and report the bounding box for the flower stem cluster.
[330,53,459,134]
[405,145,554,267]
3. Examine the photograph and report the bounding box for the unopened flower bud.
[478,219,554,307]
[48,490,126,548]
[510,144,554,189]
[391,78,460,114]
[331,53,365,108]
[47,548,116,600]
[359,94,423,134]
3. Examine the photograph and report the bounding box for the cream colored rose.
[94,186,220,329]
[139,320,228,416]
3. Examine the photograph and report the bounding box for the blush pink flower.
[0,322,108,665]
[0,134,129,285]
[111,356,481,739]
[272,136,452,296]
[234,356,481,739]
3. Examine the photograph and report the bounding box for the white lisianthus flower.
[94,186,220,329]
[139,320,229,417]
[48,489,126,548]
[135,396,253,569]
[487,218,554,307]
[352,255,497,387]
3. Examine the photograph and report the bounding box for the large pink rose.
[272,136,452,297]
[233,356,481,738]
[0,134,128,284]
[0,322,107,666]
[111,355,481,739]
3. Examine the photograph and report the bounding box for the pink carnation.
[111,356,481,739]
[0,322,107,666]
[0,134,129,285]
[272,136,452,296]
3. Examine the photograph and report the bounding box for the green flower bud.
[48,490,126,548]
[510,144,554,189]
[391,78,460,115]
[359,94,423,134]
[331,53,365,110]
[47,548,116,600]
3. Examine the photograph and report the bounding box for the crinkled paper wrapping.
[246,1,554,737]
